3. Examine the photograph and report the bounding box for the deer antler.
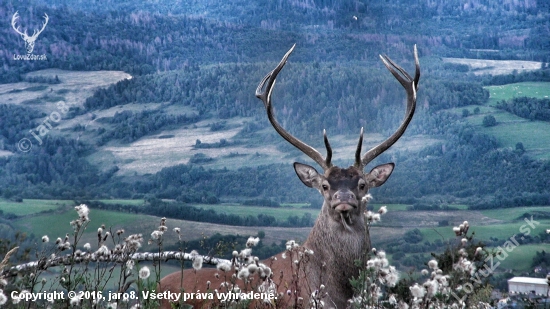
[355,45,420,168]
[31,13,49,39]
[11,12,26,37]
[11,12,49,39]
[256,44,333,171]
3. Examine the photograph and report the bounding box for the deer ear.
[294,162,322,188]
[366,163,394,188]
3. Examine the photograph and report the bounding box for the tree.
[482,115,497,127]
[515,142,525,154]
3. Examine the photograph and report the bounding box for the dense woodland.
[1,0,550,219]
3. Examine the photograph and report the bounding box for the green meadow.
[484,82,550,105]
[0,199,73,216]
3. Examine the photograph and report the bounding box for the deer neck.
[302,201,367,305]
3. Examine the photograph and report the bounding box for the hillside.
[0,0,549,227]
[2,2,550,303]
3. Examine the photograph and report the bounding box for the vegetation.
[1,0,550,305]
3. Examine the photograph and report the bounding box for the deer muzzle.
[332,190,357,212]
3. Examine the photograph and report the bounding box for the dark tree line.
[496,97,550,122]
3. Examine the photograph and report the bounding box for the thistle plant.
[349,207,493,309]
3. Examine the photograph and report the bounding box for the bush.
[482,115,497,127]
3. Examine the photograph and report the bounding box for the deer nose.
[334,190,356,202]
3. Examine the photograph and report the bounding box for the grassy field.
[498,244,550,272]
[0,199,73,216]
[481,206,550,221]
[452,82,550,159]
[421,220,550,244]
[484,82,550,105]
[12,208,148,239]
[5,198,550,276]
[442,58,542,76]
[420,205,550,242]
[96,199,146,206]
[192,203,320,221]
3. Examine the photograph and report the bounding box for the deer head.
[11,11,49,54]
[256,45,420,233]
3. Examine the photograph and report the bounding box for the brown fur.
[158,164,393,309]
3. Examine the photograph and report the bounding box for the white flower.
[139,266,150,279]
[453,226,461,235]
[75,204,89,219]
[246,237,260,247]
[0,291,7,305]
[151,230,163,240]
[384,266,399,287]
[96,245,109,256]
[378,206,387,215]
[362,193,373,202]
[70,294,81,306]
[285,240,299,250]
[237,268,250,280]
[428,259,438,270]
[192,255,203,271]
[425,279,439,297]
[41,235,49,243]
[173,227,181,234]
[239,248,252,259]
[216,261,232,272]
[247,264,258,274]
[410,283,426,298]
[83,243,91,251]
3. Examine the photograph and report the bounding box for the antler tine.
[11,12,25,36]
[354,127,364,168]
[31,13,49,38]
[323,129,332,168]
[256,45,332,170]
[360,45,420,168]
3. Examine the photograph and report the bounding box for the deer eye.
[322,184,329,191]
[359,183,366,190]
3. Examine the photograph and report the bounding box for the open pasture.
[453,105,550,160]
[485,82,550,105]
[442,58,542,76]
[193,203,320,221]
[481,206,550,221]
[0,199,72,216]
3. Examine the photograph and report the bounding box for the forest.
[0,0,550,215]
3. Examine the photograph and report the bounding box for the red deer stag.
[159,45,420,309]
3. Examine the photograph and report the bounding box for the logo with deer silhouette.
[11,11,48,60]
